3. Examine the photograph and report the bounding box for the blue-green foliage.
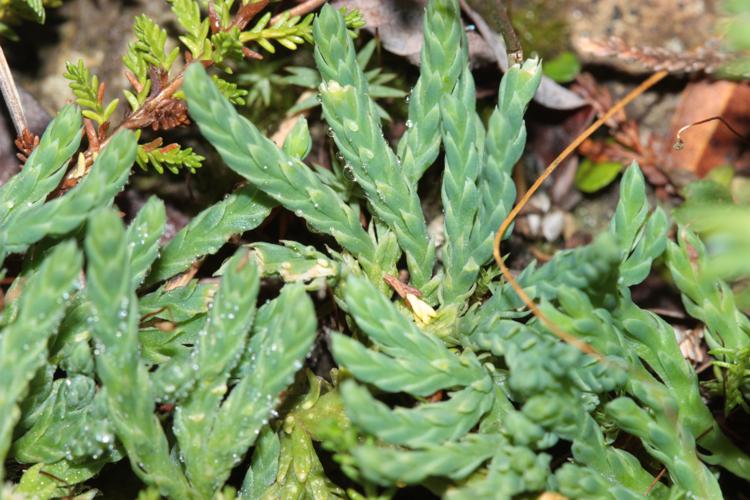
[180,1,750,498]
[1,0,748,497]
[0,60,316,499]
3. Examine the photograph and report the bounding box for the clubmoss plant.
[1,0,749,497]
[181,1,750,498]
[0,96,305,499]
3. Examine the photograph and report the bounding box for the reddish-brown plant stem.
[232,0,270,30]
[61,0,307,190]
[271,0,325,24]
[673,115,750,150]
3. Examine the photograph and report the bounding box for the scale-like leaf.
[341,379,493,448]
[85,209,192,498]
[0,242,81,477]
[197,284,316,494]
[1,131,136,255]
[332,275,486,396]
[183,64,378,274]
[0,105,81,225]
[174,250,260,496]
[147,185,273,284]
[352,434,502,485]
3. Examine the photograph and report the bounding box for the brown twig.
[38,468,76,498]
[242,47,264,60]
[463,0,523,65]
[164,259,202,291]
[37,469,71,487]
[84,119,100,153]
[121,74,186,130]
[232,0,270,30]
[207,1,222,34]
[383,274,422,299]
[644,467,667,495]
[492,70,669,359]
[0,44,27,135]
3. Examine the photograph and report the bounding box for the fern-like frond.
[439,67,483,304]
[240,12,314,54]
[475,58,541,258]
[332,275,486,396]
[608,164,668,286]
[63,61,119,125]
[352,434,502,486]
[135,141,204,174]
[202,284,316,492]
[168,0,210,60]
[606,392,721,498]
[340,379,493,448]
[174,250,260,496]
[130,14,180,73]
[315,6,434,288]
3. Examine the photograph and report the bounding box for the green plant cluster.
[0,0,60,39]
[666,168,750,413]
[1,0,750,498]
[180,1,750,497]
[0,104,313,497]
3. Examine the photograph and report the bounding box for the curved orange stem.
[493,70,669,359]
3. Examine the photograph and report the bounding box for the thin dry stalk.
[492,70,669,360]
[0,44,27,135]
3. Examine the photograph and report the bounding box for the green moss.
[510,0,572,59]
